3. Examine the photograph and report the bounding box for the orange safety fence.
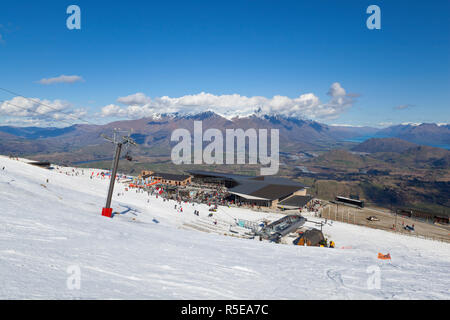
[129,181,161,188]
[146,180,161,186]
[128,184,144,188]
[378,253,391,260]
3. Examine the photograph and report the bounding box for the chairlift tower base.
[102,207,113,217]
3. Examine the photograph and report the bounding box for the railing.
[236,219,260,233]
[318,204,450,243]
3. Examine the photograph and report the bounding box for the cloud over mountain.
[0,96,87,124]
[101,82,356,120]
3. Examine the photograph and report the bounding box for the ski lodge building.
[187,170,310,209]
[140,170,191,186]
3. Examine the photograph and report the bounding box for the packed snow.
[0,156,449,299]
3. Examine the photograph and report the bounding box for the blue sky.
[0,0,449,127]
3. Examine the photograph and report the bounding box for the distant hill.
[0,131,61,155]
[307,149,373,169]
[375,123,450,146]
[352,138,418,153]
[0,125,76,139]
[402,145,450,161]
[372,145,450,169]
[318,141,450,170]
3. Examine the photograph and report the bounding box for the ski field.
[0,155,449,299]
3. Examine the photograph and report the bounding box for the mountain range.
[0,112,448,163]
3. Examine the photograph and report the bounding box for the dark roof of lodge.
[278,195,313,208]
[143,172,190,181]
[229,183,304,201]
[188,170,305,187]
[28,161,51,168]
[187,170,306,201]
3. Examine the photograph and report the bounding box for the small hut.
[293,228,325,246]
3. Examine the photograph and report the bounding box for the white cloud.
[377,122,393,127]
[0,96,87,124]
[102,82,357,120]
[1,118,45,127]
[401,122,422,126]
[100,104,127,117]
[117,92,152,106]
[330,123,365,127]
[38,75,84,85]
[394,104,413,110]
[0,96,65,116]
[0,24,7,44]
[327,82,346,97]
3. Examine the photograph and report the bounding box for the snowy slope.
[0,156,449,299]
